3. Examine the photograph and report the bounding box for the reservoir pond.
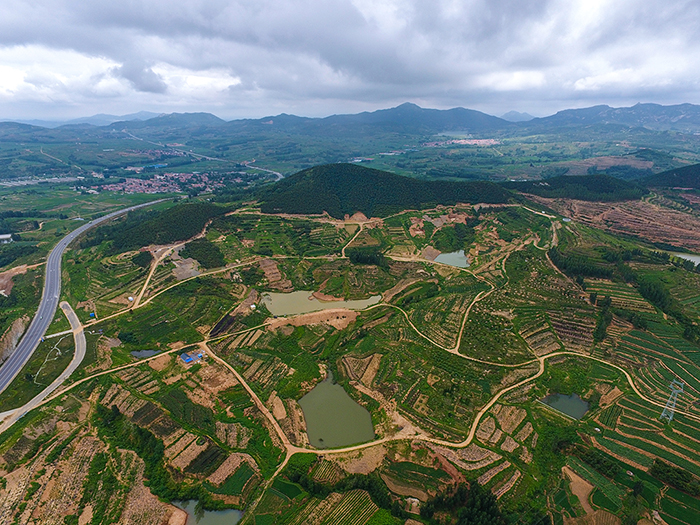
[434,250,470,268]
[261,290,381,316]
[540,393,589,419]
[671,252,700,266]
[298,372,374,448]
[130,349,160,358]
[173,500,242,524]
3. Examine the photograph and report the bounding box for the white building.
[0,234,12,244]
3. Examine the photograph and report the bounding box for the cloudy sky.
[1,0,700,120]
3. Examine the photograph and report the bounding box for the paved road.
[0,199,163,395]
[0,302,86,432]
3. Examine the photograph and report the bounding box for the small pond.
[130,349,160,358]
[261,290,381,317]
[540,393,589,419]
[434,250,470,268]
[298,371,374,448]
[173,500,243,525]
[671,252,700,266]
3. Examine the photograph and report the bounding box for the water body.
[173,500,242,525]
[434,250,470,268]
[671,252,700,266]
[298,372,374,448]
[130,349,160,358]
[261,290,381,317]
[540,393,589,419]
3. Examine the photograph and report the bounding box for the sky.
[1,0,700,121]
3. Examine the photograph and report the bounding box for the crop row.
[566,457,626,503]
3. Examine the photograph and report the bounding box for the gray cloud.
[0,0,700,119]
[113,62,168,93]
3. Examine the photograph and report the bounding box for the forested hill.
[642,163,700,188]
[502,174,647,201]
[258,164,512,218]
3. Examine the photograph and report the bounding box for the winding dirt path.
[7,201,700,512]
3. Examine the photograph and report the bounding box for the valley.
[1,163,700,525]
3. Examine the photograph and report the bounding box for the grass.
[272,478,304,500]
[0,334,75,411]
[566,457,626,506]
[209,463,256,496]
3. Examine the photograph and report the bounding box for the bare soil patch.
[170,247,200,280]
[428,443,502,471]
[563,465,594,514]
[267,308,358,331]
[171,438,209,471]
[207,453,258,486]
[360,354,382,386]
[422,246,440,261]
[528,196,700,251]
[312,291,343,301]
[260,258,293,291]
[119,452,176,525]
[501,436,519,453]
[478,461,511,485]
[476,416,496,442]
[0,316,28,364]
[493,404,527,434]
[268,391,288,420]
[599,387,623,408]
[0,264,31,295]
[332,445,386,475]
[559,155,653,176]
[381,473,429,501]
[148,353,172,372]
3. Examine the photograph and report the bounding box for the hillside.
[522,102,700,132]
[643,163,700,188]
[258,163,512,218]
[503,174,647,201]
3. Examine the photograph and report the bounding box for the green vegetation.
[131,250,153,268]
[93,404,227,511]
[0,334,74,411]
[159,388,216,434]
[421,483,506,525]
[81,202,226,253]
[503,174,647,201]
[650,459,700,496]
[643,162,700,188]
[180,238,226,268]
[259,163,512,218]
[0,243,39,269]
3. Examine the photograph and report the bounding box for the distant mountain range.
[4,111,161,129]
[501,111,535,122]
[524,103,700,133]
[6,103,700,136]
[7,101,700,135]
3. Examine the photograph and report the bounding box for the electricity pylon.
[660,380,684,422]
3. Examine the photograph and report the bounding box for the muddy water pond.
[173,500,242,524]
[434,250,470,268]
[540,393,589,419]
[261,290,381,316]
[298,372,374,448]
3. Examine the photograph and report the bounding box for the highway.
[0,302,86,432]
[0,199,163,395]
